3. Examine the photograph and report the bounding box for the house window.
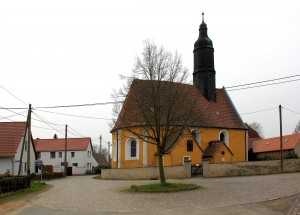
[24,162,27,173]
[187,140,193,152]
[58,152,62,158]
[125,137,139,160]
[24,141,27,151]
[72,163,78,167]
[219,130,229,147]
[71,152,75,158]
[183,156,190,165]
[86,163,91,170]
[221,151,225,155]
[36,152,41,159]
[50,152,56,159]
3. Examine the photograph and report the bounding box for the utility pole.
[279,105,283,171]
[27,104,32,175]
[99,135,102,154]
[64,125,68,177]
[18,106,30,175]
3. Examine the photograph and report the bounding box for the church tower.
[193,13,216,101]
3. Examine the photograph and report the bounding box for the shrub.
[94,164,111,174]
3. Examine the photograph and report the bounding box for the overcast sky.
[1,0,299,148]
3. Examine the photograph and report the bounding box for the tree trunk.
[157,146,166,184]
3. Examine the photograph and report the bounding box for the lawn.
[129,182,200,192]
[0,181,48,204]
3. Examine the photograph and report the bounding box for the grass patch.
[129,182,200,193]
[0,181,48,204]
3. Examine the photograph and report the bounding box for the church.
[110,14,248,168]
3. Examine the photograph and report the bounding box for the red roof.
[34,138,92,152]
[252,133,300,153]
[112,79,247,131]
[0,122,26,156]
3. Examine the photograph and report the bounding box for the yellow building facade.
[111,127,247,169]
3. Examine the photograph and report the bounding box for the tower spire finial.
[202,12,204,22]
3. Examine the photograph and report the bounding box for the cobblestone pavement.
[287,194,300,215]
[12,173,300,214]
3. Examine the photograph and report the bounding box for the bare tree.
[112,40,197,184]
[294,120,300,134]
[247,122,264,138]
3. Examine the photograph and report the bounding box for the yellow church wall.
[111,127,246,169]
[199,128,246,162]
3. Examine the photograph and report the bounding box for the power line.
[227,78,300,91]
[240,107,278,115]
[34,109,112,120]
[34,101,121,109]
[227,74,300,89]
[68,125,86,138]
[32,112,65,136]
[0,84,28,106]
[283,107,300,115]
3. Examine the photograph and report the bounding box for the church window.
[219,130,229,147]
[125,137,139,160]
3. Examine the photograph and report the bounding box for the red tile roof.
[0,122,26,156]
[252,133,300,153]
[112,79,247,131]
[34,138,92,152]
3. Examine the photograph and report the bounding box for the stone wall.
[203,159,300,177]
[101,161,191,180]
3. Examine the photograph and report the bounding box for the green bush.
[94,164,111,174]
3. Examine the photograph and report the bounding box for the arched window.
[126,137,139,160]
[130,139,137,157]
[219,130,229,147]
[192,129,201,146]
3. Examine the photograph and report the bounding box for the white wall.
[0,130,36,175]
[0,157,13,174]
[14,132,36,175]
[39,143,95,173]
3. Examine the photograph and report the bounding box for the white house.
[34,137,98,175]
[0,122,36,175]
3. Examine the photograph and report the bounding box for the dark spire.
[193,12,216,101]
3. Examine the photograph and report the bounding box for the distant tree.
[294,120,300,134]
[53,134,58,139]
[247,122,264,138]
[92,144,100,153]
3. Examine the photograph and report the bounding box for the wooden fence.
[0,176,31,195]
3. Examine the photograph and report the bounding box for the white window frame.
[125,137,139,160]
[183,156,190,165]
[219,130,229,147]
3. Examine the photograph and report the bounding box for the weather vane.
[202,12,204,22]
